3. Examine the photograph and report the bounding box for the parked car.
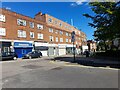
[0,52,18,60]
[22,51,42,59]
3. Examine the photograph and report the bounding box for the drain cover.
[22,65,43,69]
[51,67,62,70]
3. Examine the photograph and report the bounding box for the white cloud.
[76,0,89,5]
[70,0,90,7]
[70,3,77,7]
[3,6,11,10]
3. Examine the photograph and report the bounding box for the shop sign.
[14,42,33,48]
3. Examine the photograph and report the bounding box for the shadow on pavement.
[52,56,120,69]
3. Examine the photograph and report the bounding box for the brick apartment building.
[0,8,87,58]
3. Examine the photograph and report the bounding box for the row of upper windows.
[49,28,71,36]
[48,18,80,32]
[0,28,80,44]
[0,27,44,39]
[49,35,71,43]
[0,14,44,30]
[0,14,82,36]
[18,30,44,39]
[50,36,79,44]
[48,18,71,30]
[17,19,44,30]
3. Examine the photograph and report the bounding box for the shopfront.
[58,44,66,56]
[1,41,12,53]
[14,42,33,58]
[34,42,49,56]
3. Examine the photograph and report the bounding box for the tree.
[83,2,120,50]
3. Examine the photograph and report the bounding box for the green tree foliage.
[83,2,120,42]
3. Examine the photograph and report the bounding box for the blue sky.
[2,2,95,40]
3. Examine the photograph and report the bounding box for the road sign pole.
[73,42,75,62]
[71,31,76,63]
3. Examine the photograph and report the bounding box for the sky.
[1,2,95,40]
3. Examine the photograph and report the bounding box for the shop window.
[17,19,26,26]
[0,14,5,22]
[4,47,9,53]
[22,49,26,54]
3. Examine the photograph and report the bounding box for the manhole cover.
[22,65,43,69]
[51,67,62,70]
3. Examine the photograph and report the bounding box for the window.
[69,39,71,43]
[17,19,26,26]
[49,36,54,42]
[49,28,53,33]
[66,26,68,29]
[29,22,34,28]
[22,49,26,54]
[66,32,68,36]
[48,18,52,23]
[56,37,58,42]
[18,30,26,38]
[0,28,6,36]
[60,38,63,42]
[30,32,34,38]
[38,33,43,39]
[54,20,57,24]
[60,31,63,35]
[69,33,71,36]
[76,42,78,44]
[66,38,68,42]
[0,14,5,22]
[59,23,62,27]
[37,24,43,30]
[65,25,67,28]
[4,47,9,53]
[55,30,58,34]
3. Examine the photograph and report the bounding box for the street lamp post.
[73,41,75,62]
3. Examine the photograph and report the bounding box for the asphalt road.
[0,56,119,88]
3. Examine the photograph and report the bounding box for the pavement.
[0,55,119,88]
[53,55,120,69]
